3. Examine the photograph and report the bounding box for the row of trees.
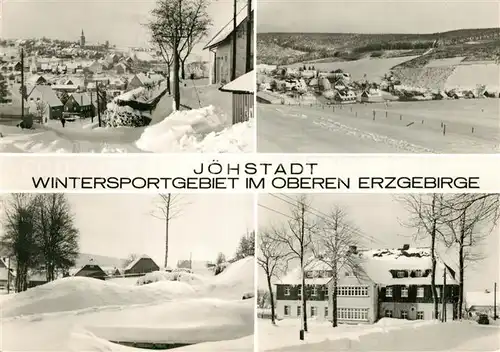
[258,194,498,336]
[2,194,80,292]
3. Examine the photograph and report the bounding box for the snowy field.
[0,257,255,352]
[258,318,500,351]
[0,106,254,153]
[286,56,419,83]
[257,99,499,153]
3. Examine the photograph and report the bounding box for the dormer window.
[306,271,314,279]
[397,271,405,278]
[415,270,422,277]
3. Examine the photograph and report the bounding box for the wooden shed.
[74,263,108,280]
[124,255,160,275]
[219,70,254,125]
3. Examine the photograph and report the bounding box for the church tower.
[80,29,86,47]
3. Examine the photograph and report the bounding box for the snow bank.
[211,257,254,294]
[1,277,196,318]
[2,298,254,351]
[262,321,498,352]
[136,105,225,151]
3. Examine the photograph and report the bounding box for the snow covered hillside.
[0,257,255,352]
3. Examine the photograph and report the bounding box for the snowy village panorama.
[0,0,255,153]
[256,1,500,153]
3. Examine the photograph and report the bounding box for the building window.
[417,287,424,298]
[401,287,409,298]
[386,287,393,297]
[324,286,328,299]
[397,271,405,278]
[297,305,301,317]
[284,286,290,296]
[385,310,393,317]
[337,308,369,321]
[436,287,441,298]
[298,286,302,298]
[415,270,422,277]
[311,306,317,317]
[325,307,329,317]
[417,311,424,320]
[306,271,314,278]
[401,310,408,319]
[337,286,369,297]
[284,305,290,316]
[311,286,318,296]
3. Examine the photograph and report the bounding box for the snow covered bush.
[102,102,150,127]
[137,270,205,286]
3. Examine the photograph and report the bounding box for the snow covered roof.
[28,85,63,107]
[220,71,254,93]
[466,291,500,308]
[204,6,254,50]
[358,247,458,286]
[124,254,152,271]
[278,247,459,287]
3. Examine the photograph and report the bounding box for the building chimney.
[402,244,410,250]
[349,245,357,254]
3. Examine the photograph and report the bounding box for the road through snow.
[257,100,499,153]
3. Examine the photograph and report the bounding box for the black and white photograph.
[256,1,500,153]
[257,193,499,351]
[0,193,255,351]
[0,0,254,153]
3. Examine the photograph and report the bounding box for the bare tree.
[35,100,48,123]
[151,194,189,268]
[148,0,212,110]
[1,194,39,292]
[34,194,79,282]
[312,206,366,327]
[440,193,500,319]
[272,195,316,333]
[124,253,139,267]
[398,194,446,320]
[258,226,288,325]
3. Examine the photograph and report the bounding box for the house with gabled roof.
[124,254,159,276]
[275,245,459,324]
[27,85,63,121]
[204,3,254,85]
[64,92,95,118]
[74,263,108,280]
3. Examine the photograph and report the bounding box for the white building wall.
[380,302,454,321]
[276,299,329,321]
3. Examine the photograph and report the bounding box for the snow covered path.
[257,100,499,153]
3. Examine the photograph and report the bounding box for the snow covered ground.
[257,99,499,153]
[258,318,500,351]
[0,106,254,153]
[0,257,255,352]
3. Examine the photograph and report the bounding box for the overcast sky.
[53,194,253,267]
[258,0,500,33]
[1,0,251,59]
[259,194,499,292]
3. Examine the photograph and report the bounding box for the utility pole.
[7,256,11,294]
[90,90,94,123]
[494,282,497,320]
[231,0,237,81]
[442,266,447,322]
[245,0,252,73]
[96,83,102,127]
[20,48,25,118]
